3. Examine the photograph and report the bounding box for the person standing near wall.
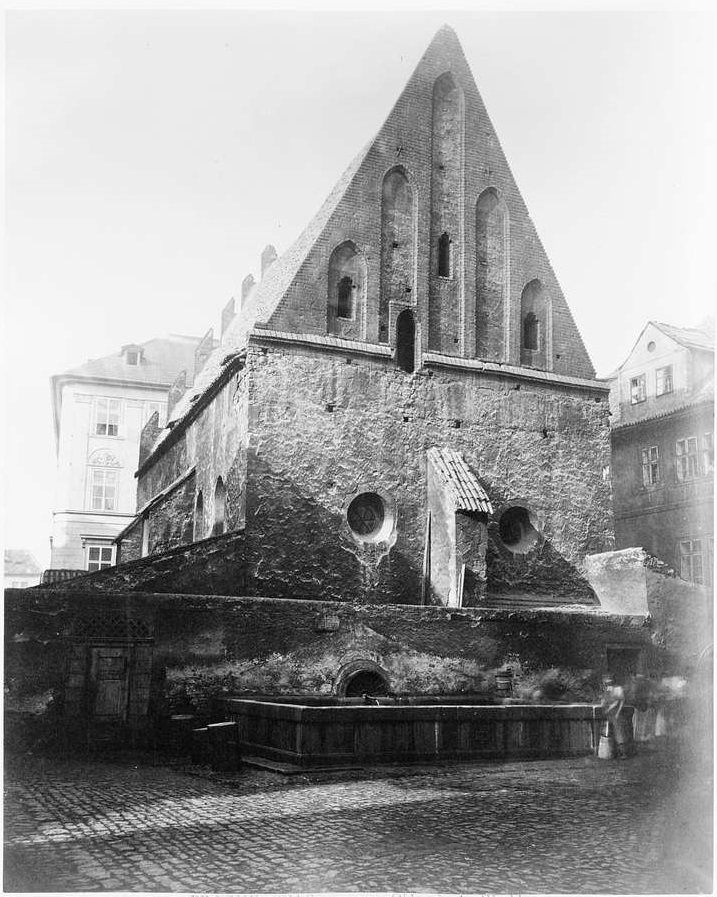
[602,677,630,759]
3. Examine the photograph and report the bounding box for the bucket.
[597,722,615,760]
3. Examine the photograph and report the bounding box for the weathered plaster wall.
[242,341,612,603]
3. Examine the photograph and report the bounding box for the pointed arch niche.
[396,308,416,374]
[379,166,415,343]
[327,241,366,339]
[476,188,508,360]
[520,279,549,369]
[429,72,465,354]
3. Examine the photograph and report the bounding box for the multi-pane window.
[679,539,704,585]
[87,545,114,572]
[676,437,699,480]
[90,468,118,511]
[641,446,660,486]
[655,365,673,396]
[703,432,714,475]
[630,375,646,404]
[95,398,121,436]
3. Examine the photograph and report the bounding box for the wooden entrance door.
[90,646,130,719]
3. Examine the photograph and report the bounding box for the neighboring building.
[610,321,714,587]
[49,333,212,572]
[4,549,42,589]
[117,25,614,607]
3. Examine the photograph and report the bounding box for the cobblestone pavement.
[4,742,712,894]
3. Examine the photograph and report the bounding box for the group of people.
[601,673,688,758]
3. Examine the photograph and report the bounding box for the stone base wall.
[5,588,655,750]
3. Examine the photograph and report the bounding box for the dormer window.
[122,344,144,366]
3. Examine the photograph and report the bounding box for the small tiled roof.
[427,447,493,514]
[4,549,42,576]
[652,321,714,352]
[61,334,206,387]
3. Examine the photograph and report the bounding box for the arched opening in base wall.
[336,660,391,697]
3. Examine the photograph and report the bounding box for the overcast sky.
[4,7,715,568]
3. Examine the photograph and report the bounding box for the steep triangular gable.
[257,24,595,379]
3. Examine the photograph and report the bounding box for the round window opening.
[498,506,540,554]
[347,492,388,542]
[647,340,656,352]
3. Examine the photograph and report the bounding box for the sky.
[3,7,716,569]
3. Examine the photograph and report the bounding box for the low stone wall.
[5,588,653,752]
[225,698,606,766]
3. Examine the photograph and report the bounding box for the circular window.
[647,341,656,352]
[347,492,386,541]
[498,506,540,554]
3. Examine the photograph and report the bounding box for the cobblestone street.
[4,744,712,894]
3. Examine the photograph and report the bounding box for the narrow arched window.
[396,309,416,374]
[438,232,452,278]
[523,312,539,350]
[213,479,226,536]
[337,276,354,319]
[194,491,204,541]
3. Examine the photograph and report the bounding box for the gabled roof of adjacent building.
[618,320,715,373]
[652,321,715,352]
[59,334,206,388]
[4,549,42,576]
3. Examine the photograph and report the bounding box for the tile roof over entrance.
[427,448,493,514]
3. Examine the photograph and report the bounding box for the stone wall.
[241,340,612,603]
[5,589,652,741]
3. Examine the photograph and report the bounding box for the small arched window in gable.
[337,276,354,319]
[194,491,204,541]
[523,312,539,351]
[213,479,226,536]
[396,309,416,374]
[438,232,452,278]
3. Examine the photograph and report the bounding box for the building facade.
[4,549,41,589]
[117,26,614,607]
[50,334,211,572]
[610,321,714,587]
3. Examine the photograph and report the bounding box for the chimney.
[167,370,187,417]
[194,328,215,378]
[221,297,236,338]
[241,274,255,306]
[261,244,278,277]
